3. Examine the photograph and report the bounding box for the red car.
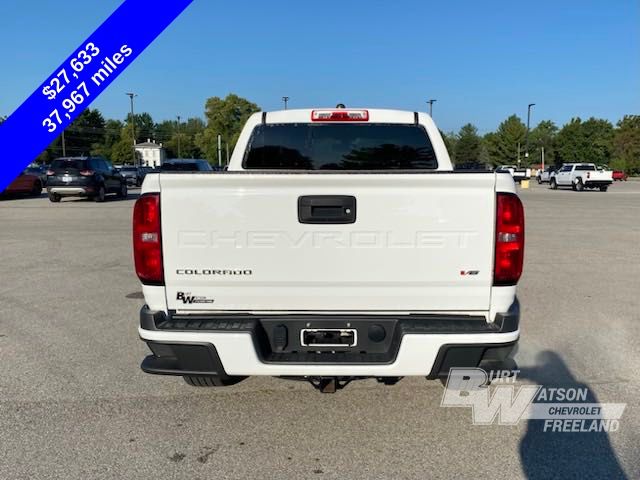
[612,170,628,181]
[1,171,43,197]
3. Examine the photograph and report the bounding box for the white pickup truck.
[535,166,556,184]
[134,108,524,392]
[550,163,613,191]
[496,165,531,183]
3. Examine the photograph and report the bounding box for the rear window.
[244,123,438,170]
[575,165,596,171]
[51,159,87,170]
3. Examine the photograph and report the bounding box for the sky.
[1,0,638,134]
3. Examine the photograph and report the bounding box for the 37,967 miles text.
[41,43,133,133]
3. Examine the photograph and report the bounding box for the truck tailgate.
[159,173,497,312]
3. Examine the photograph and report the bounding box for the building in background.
[135,139,166,168]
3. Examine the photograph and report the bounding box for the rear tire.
[550,178,557,190]
[576,179,584,192]
[117,182,128,198]
[600,186,608,192]
[48,192,61,202]
[536,176,542,184]
[183,375,246,387]
[94,185,106,202]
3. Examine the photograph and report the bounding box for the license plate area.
[301,328,357,348]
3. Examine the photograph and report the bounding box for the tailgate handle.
[298,195,356,224]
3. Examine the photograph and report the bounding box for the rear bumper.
[138,302,520,377]
[48,186,95,196]
[584,180,613,187]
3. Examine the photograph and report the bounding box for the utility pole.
[427,99,437,117]
[525,103,535,165]
[126,92,137,165]
[282,96,289,110]
[226,142,229,165]
[217,134,222,167]
[541,146,545,171]
[517,142,521,166]
[61,130,66,157]
[176,115,181,158]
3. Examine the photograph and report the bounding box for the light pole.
[176,115,181,158]
[126,92,137,165]
[427,99,437,117]
[525,103,535,164]
[282,96,289,110]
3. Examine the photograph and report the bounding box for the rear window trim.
[241,122,438,171]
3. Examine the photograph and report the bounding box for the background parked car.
[24,165,49,186]
[160,159,213,171]
[536,166,556,183]
[47,156,127,202]
[1,170,43,197]
[613,170,628,181]
[550,163,613,191]
[496,165,531,183]
[117,165,144,186]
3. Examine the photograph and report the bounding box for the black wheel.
[600,186,608,192]
[136,179,142,187]
[183,376,246,387]
[117,182,128,198]
[31,181,42,197]
[550,178,557,190]
[94,185,106,202]
[576,179,584,192]
[536,176,542,184]
[48,192,61,203]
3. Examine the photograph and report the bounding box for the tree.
[91,119,123,158]
[612,115,640,174]
[529,120,558,167]
[198,94,260,162]
[158,117,206,158]
[555,117,613,165]
[441,130,457,164]
[454,124,482,168]
[110,137,139,164]
[46,108,106,158]
[485,115,527,166]
[125,112,155,144]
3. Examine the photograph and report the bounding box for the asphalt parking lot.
[1,180,639,479]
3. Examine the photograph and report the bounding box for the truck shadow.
[518,351,627,479]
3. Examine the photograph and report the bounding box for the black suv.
[47,157,127,202]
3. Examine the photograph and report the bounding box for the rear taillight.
[311,109,369,121]
[80,169,95,176]
[494,193,525,286]
[133,193,163,285]
[587,172,591,179]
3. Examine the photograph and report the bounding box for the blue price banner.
[0,0,193,191]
